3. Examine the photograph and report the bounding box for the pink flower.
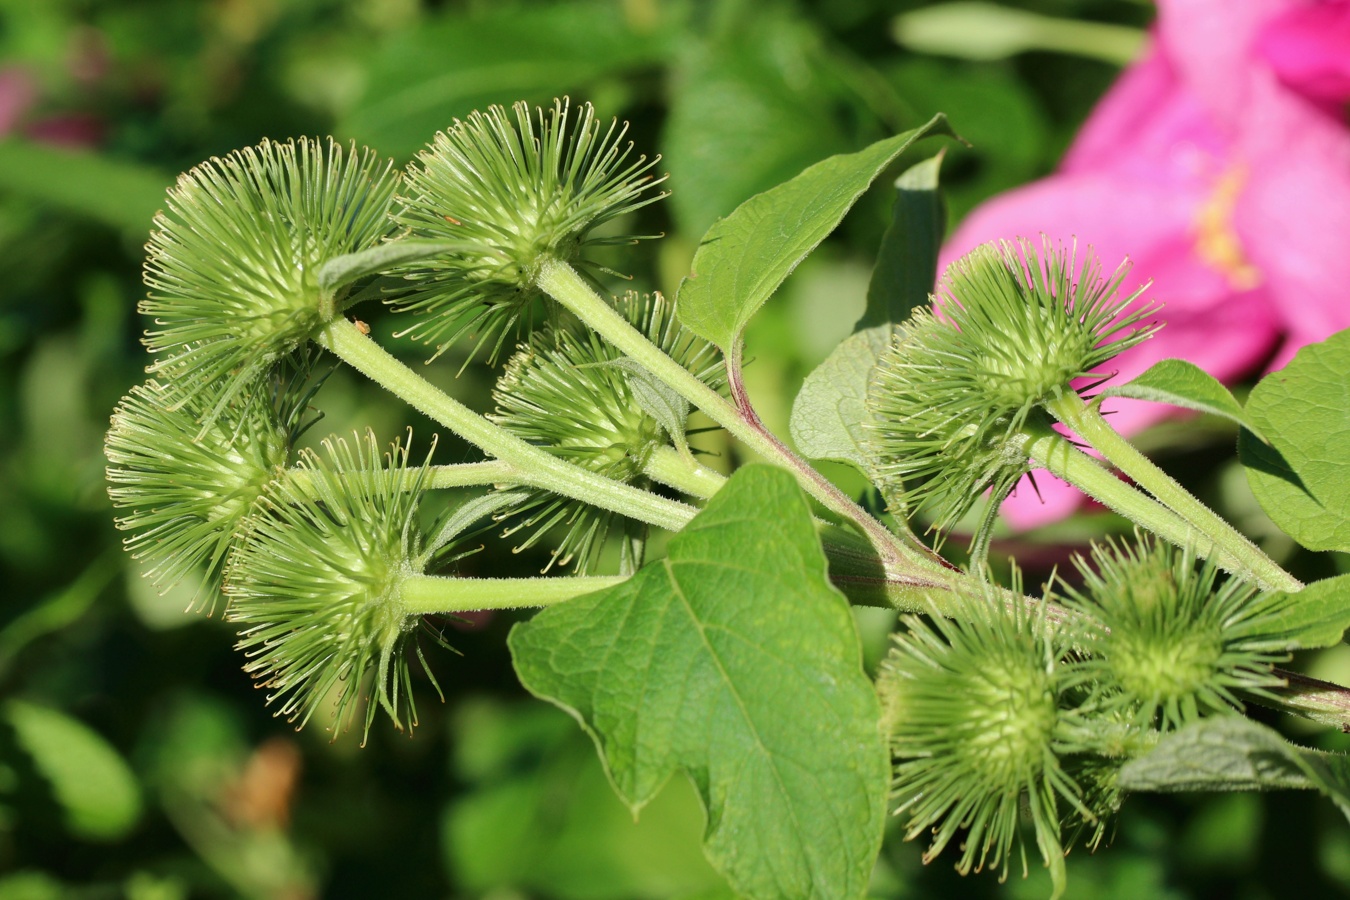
[940,0,1350,528]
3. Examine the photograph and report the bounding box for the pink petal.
[1254,1,1350,102]
[1063,49,1227,175]
[1234,138,1350,342]
[1154,0,1295,135]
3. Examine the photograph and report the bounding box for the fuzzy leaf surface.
[1261,574,1350,650]
[790,326,890,470]
[676,116,952,351]
[1240,329,1350,552]
[1100,359,1259,437]
[609,358,692,453]
[509,465,888,899]
[318,240,457,293]
[1120,716,1350,822]
[855,153,946,331]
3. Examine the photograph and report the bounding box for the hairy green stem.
[286,460,519,496]
[536,257,951,582]
[1020,422,1281,589]
[399,573,627,614]
[1044,391,1299,592]
[643,445,726,499]
[316,319,695,534]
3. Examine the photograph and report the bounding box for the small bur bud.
[391,99,667,362]
[876,588,1096,899]
[141,138,399,424]
[488,292,721,573]
[865,237,1157,543]
[105,370,310,609]
[1057,534,1289,731]
[225,431,443,739]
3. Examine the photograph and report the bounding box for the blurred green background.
[2,0,1349,897]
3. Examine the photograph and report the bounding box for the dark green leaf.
[339,2,675,159]
[676,116,951,352]
[510,466,888,899]
[789,325,890,471]
[661,17,861,238]
[1241,329,1350,552]
[1120,717,1350,822]
[1100,359,1259,437]
[855,154,945,331]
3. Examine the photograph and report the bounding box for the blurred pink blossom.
[940,0,1350,528]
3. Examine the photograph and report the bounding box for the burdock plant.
[105,98,1350,899]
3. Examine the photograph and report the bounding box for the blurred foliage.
[2,0,1348,896]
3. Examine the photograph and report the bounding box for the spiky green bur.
[225,432,442,739]
[141,137,399,421]
[392,99,667,361]
[105,377,297,608]
[865,238,1157,536]
[489,291,721,573]
[877,594,1096,897]
[1057,535,1289,731]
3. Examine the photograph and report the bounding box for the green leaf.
[1120,716,1350,822]
[855,154,946,331]
[317,240,458,293]
[1100,359,1261,438]
[509,465,888,899]
[4,701,143,841]
[789,325,890,470]
[1241,329,1350,552]
[339,2,674,159]
[0,139,170,236]
[608,358,693,455]
[675,116,952,352]
[1261,574,1350,650]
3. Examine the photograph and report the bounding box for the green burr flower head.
[392,99,667,362]
[225,431,439,739]
[141,137,399,423]
[489,291,720,573]
[105,373,303,609]
[1058,534,1288,731]
[877,590,1094,897]
[865,237,1157,538]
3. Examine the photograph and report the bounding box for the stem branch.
[316,318,695,534]
[536,258,951,583]
[400,573,627,614]
[1046,391,1299,592]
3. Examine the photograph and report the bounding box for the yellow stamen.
[1193,166,1262,290]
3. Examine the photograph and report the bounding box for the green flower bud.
[105,367,313,608]
[392,99,666,362]
[1057,534,1289,731]
[488,292,721,573]
[877,590,1094,897]
[865,238,1157,540]
[141,138,399,423]
[225,431,441,739]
